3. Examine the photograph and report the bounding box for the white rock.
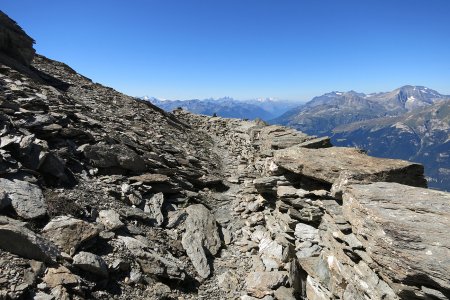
[97,209,124,230]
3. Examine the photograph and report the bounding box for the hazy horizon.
[3,1,450,100]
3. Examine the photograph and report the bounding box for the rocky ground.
[0,11,449,300]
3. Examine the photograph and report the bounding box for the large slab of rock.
[129,173,170,184]
[42,216,99,254]
[0,221,60,263]
[257,126,311,150]
[0,178,47,219]
[342,182,450,297]
[181,204,221,278]
[274,146,426,188]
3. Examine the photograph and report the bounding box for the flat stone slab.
[274,146,426,187]
[342,182,450,295]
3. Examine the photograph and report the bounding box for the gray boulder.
[0,178,47,219]
[0,220,60,263]
[97,209,124,230]
[72,251,108,278]
[181,204,221,278]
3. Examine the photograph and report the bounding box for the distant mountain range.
[144,96,300,120]
[272,85,450,191]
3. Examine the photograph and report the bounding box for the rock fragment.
[0,221,60,263]
[181,204,221,278]
[245,271,289,298]
[144,192,165,226]
[97,209,124,230]
[72,251,108,278]
[42,216,99,254]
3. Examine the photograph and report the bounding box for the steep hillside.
[273,86,449,136]
[1,12,449,300]
[333,99,450,191]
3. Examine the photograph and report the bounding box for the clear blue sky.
[2,0,450,101]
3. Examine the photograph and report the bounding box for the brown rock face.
[274,146,426,188]
[42,216,100,255]
[342,182,450,297]
[0,11,35,65]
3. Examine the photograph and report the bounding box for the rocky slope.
[1,12,450,300]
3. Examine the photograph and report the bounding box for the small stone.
[43,266,79,288]
[144,192,165,226]
[97,209,124,230]
[274,286,296,300]
[42,216,99,255]
[129,268,142,284]
[217,270,239,292]
[33,292,54,300]
[245,271,289,298]
[222,227,232,245]
[152,282,171,297]
[72,251,108,278]
[99,231,115,240]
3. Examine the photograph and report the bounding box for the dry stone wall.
[174,109,448,300]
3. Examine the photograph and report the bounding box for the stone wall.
[175,109,449,299]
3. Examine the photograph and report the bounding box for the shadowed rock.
[0,219,60,263]
[0,11,35,66]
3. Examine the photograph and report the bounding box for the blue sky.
[2,0,450,101]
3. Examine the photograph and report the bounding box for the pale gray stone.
[0,178,46,219]
[97,209,124,230]
[72,251,108,278]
